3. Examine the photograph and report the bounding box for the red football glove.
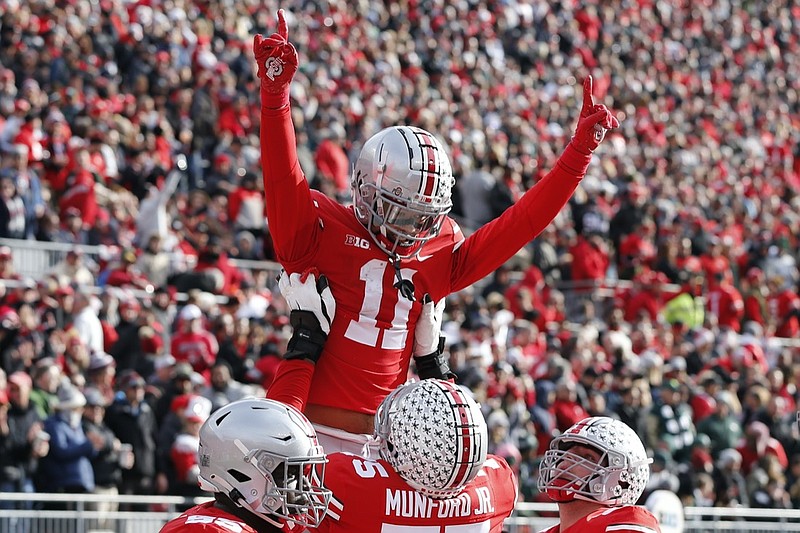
[571,76,620,155]
[253,9,298,109]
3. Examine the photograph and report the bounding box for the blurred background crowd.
[0,0,799,518]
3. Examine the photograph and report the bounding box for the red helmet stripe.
[415,130,438,200]
[437,380,476,488]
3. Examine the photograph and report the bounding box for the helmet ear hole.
[227,469,251,483]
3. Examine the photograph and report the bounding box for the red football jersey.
[313,453,517,533]
[160,501,277,533]
[538,505,661,533]
[262,107,587,415]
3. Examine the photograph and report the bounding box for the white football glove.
[278,269,336,335]
[413,294,445,357]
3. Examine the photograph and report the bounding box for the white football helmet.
[538,416,651,506]
[197,398,332,528]
[375,379,487,499]
[351,126,454,259]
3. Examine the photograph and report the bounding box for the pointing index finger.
[583,75,595,110]
[277,9,288,41]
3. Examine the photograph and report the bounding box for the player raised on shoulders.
[254,9,620,451]
[537,416,661,533]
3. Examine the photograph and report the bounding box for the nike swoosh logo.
[417,253,434,262]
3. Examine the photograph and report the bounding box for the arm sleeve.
[259,104,319,269]
[265,359,315,411]
[449,144,590,292]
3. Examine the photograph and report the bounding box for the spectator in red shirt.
[766,276,800,338]
[105,248,151,290]
[700,237,731,288]
[624,270,669,323]
[736,420,788,476]
[568,232,610,290]
[170,304,218,376]
[742,267,768,327]
[194,238,243,295]
[551,378,590,432]
[707,272,744,332]
[313,126,350,197]
[617,218,658,279]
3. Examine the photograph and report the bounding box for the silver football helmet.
[538,416,651,506]
[197,398,331,528]
[375,379,487,499]
[351,126,454,259]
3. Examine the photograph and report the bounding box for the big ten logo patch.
[345,235,371,250]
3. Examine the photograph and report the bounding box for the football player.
[537,416,662,533]
[254,9,620,451]
[159,398,332,533]
[163,273,518,533]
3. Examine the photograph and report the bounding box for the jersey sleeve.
[483,455,520,521]
[449,146,588,293]
[265,359,315,411]
[259,104,320,269]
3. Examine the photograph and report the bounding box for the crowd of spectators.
[1,0,800,520]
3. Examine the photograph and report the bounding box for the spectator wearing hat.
[28,360,62,420]
[168,394,212,500]
[153,362,194,427]
[81,387,129,531]
[109,298,145,373]
[104,370,158,506]
[3,141,45,240]
[105,248,151,290]
[38,384,104,497]
[0,376,48,532]
[202,153,234,196]
[147,354,176,399]
[154,388,193,496]
[713,448,749,507]
[170,304,218,375]
[48,247,95,287]
[737,420,789,477]
[85,351,117,407]
[646,379,696,463]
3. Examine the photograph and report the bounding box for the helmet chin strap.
[390,254,416,302]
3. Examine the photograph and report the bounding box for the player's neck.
[557,499,607,531]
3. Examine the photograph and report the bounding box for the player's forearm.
[259,102,317,263]
[260,103,299,186]
[266,359,315,411]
